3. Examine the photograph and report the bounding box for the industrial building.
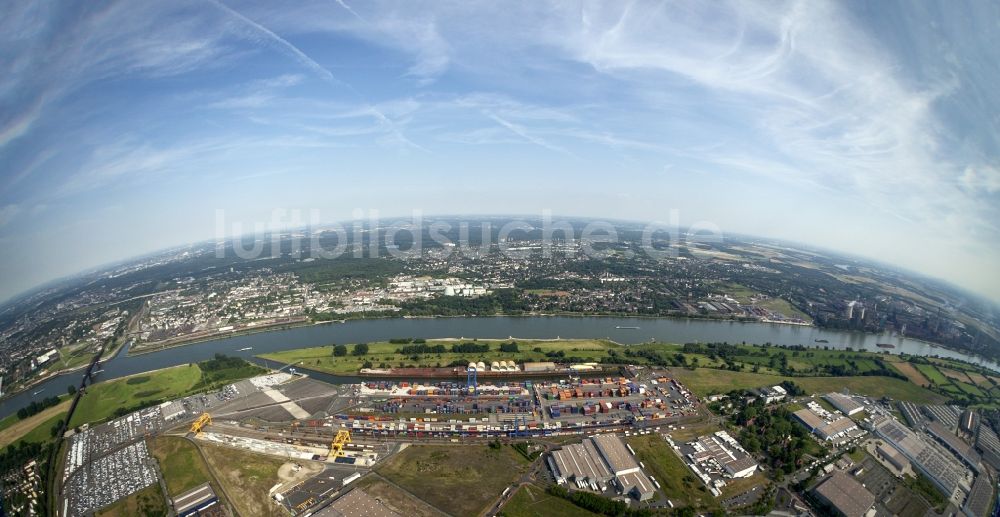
[871,416,970,500]
[897,400,924,428]
[550,434,656,501]
[974,423,1000,470]
[963,474,995,517]
[793,405,858,441]
[812,471,876,517]
[924,421,981,473]
[874,443,909,475]
[822,393,863,416]
[923,404,960,431]
[684,431,758,480]
[172,482,219,517]
[755,385,787,404]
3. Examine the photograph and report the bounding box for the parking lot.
[63,440,159,515]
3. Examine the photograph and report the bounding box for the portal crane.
[190,412,212,434]
[329,429,351,460]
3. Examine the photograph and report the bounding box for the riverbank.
[128,318,321,356]
[122,311,991,368]
[4,314,997,423]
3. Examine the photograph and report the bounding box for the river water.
[3,316,995,420]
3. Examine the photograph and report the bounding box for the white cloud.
[961,165,1000,194]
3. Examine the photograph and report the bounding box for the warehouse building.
[793,407,858,441]
[812,471,876,517]
[686,431,758,479]
[823,393,863,416]
[550,434,656,501]
[551,441,614,489]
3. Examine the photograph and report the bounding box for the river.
[2,316,996,420]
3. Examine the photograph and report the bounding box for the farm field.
[377,444,530,516]
[889,360,932,387]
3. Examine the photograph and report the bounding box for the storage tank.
[477,361,486,372]
[499,360,508,370]
[491,361,501,371]
[468,362,477,371]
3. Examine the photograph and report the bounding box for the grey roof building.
[813,471,875,517]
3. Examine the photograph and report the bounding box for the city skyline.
[2,0,999,303]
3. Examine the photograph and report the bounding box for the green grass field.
[95,484,167,516]
[15,411,67,446]
[70,356,269,427]
[627,434,719,512]
[0,396,71,448]
[914,364,948,385]
[149,436,216,496]
[70,365,202,427]
[503,484,599,517]
[668,367,945,403]
[378,444,530,516]
[259,338,619,374]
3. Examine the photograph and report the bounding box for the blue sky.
[1,0,999,302]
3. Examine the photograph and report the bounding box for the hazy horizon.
[2,1,999,303]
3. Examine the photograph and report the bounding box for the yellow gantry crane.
[190,412,212,434]
[329,429,351,460]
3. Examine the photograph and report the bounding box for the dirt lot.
[357,476,446,517]
[377,444,530,516]
[199,443,289,517]
[274,460,324,494]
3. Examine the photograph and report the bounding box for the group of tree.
[199,353,246,371]
[450,342,490,354]
[16,396,61,420]
[330,342,369,356]
[388,337,426,344]
[544,485,662,517]
[734,399,823,475]
[396,343,448,355]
